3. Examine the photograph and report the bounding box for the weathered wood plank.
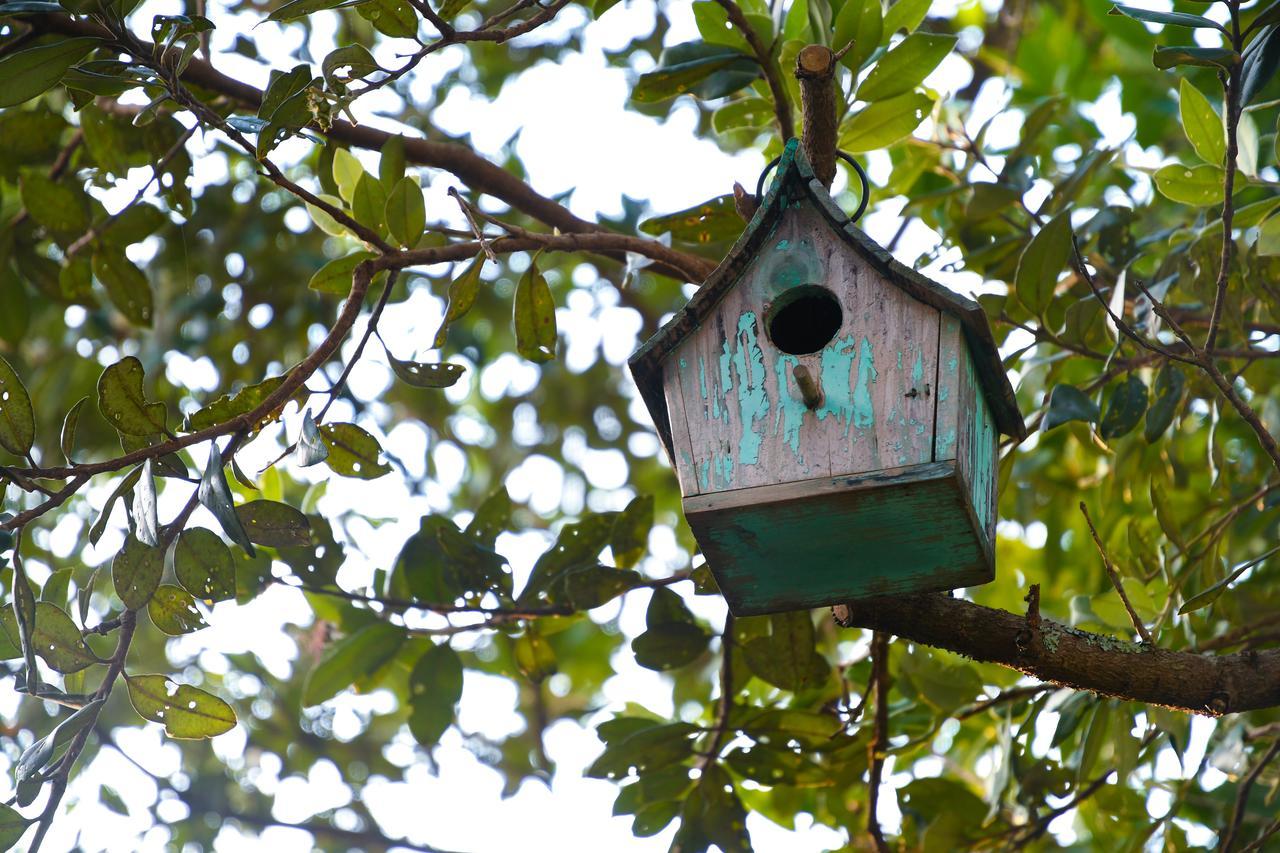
[663,357,702,497]
[955,338,999,553]
[933,313,961,462]
[686,461,992,615]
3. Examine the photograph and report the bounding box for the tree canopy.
[1,0,1279,849]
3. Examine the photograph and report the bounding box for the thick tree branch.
[833,594,1280,715]
[794,44,838,187]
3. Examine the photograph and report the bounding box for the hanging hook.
[754,149,871,224]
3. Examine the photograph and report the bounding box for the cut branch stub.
[795,44,838,188]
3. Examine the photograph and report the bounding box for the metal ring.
[753,149,871,224]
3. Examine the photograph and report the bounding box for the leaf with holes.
[1153,163,1224,206]
[173,528,236,603]
[125,674,236,738]
[93,247,154,326]
[520,512,617,602]
[233,500,310,548]
[97,357,166,436]
[148,585,208,635]
[638,195,742,244]
[432,254,485,347]
[319,422,392,479]
[513,255,557,363]
[0,602,100,673]
[303,623,406,706]
[112,535,164,610]
[0,354,35,456]
[184,374,286,431]
[387,354,466,389]
[408,642,463,746]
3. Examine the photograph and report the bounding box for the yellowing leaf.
[125,674,236,738]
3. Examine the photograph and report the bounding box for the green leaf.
[303,623,406,706]
[611,495,654,570]
[134,458,159,547]
[1076,701,1112,785]
[432,255,486,347]
[1242,25,1280,105]
[89,467,142,546]
[198,442,256,556]
[16,698,105,782]
[833,0,883,71]
[19,170,88,234]
[295,410,329,467]
[711,97,776,133]
[638,195,744,244]
[857,33,956,101]
[184,374,286,431]
[632,42,759,104]
[351,173,387,236]
[385,176,425,248]
[882,0,930,40]
[332,148,365,204]
[408,642,463,746]
[1099,375,1148,440]
[513,255,557,362]
[267,0,346,22]
[742,612,828,691]
[1110,5,1223,31]
[838,91,934,152]
[587,720,699,780]
[1015,210,1072,316]
[59,396,88,461]
[1153,163,1225,206]
[357,0,418,37]
[0,355,36,456]
[1144,364,1186,442]
[92,247,154,326]
[692,1,772,52]
[0,601,99,673]
[97,356,166,436]
[513,626,557,682]
[521,513,617,602]
[0,802,31,850]
[306,193,349,236]
[379,134,406,186]
[1178,79,1226,166]
[1178,545,1279,615]
[319,422,392,478]
[125,674,236,738]
[174,527,236,603]
[386,352,466,388]
[323,44,379,85]
[112,535,164,610]
[633,622,709,671]
[1259,212,1280,256]
[234,500,311,548]
[148,584,208,635]
[309,251,377,295]
[1042,384,1100,431]
[1152,45,1237,71]
[0,38,99,109]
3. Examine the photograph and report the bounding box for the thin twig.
[867,630,891,853]
[1221,740,1280,852]
[1080,502,1152,644]
[711,0,793,140]
[1206,14,1242,355]
[448,187,498,263]
[695,613,736,773]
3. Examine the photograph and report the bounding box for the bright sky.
[2,0,1231,849]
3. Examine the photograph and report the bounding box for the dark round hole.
[766,285,842,355]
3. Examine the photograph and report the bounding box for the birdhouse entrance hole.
[766,285,842,355]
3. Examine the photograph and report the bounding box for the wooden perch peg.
[792,364,824,410]
[795,44,839,188]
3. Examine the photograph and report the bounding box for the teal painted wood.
[955,336,998,554]
[933,314,961,462]
[686,461,993,615]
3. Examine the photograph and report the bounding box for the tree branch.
[712,0,793,141]
[866,630,890,853]
[1221,739,1280,853]
[833,593,1280,715]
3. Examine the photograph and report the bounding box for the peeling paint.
[817,333,857,434]
[912,349,925,386]
[697,458,711,491]
[853,336,878,430]
[773,353,806,456]
[730,312,769,465]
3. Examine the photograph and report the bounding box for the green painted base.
[685,461,994,616]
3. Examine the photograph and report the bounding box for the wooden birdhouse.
[629,140,1025,616]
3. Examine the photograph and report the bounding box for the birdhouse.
[629,140,1025,616]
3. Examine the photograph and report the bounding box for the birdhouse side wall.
[934,314,999,555]
[662,204,942,497]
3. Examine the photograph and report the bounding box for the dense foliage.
[1,0,1279,849]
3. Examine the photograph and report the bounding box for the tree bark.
[834,594,1280,715]
[795,44,838,188]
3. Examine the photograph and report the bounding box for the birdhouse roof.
[629,139,1026,460]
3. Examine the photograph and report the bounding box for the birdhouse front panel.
[628,140,1023,615]
[661,204,942,497]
